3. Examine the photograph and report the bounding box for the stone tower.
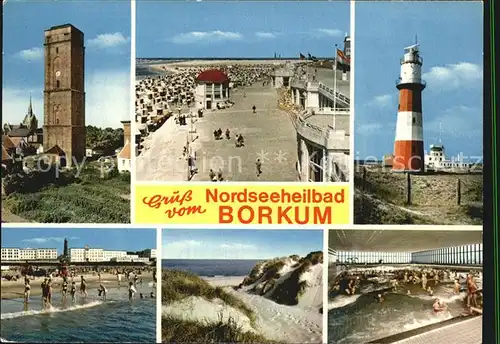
[43,24,85,167]
[63,238,69,258]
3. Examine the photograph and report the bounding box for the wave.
[1,301,105,320]
[409,291,466,303]
[0,338,16,343]
[328,294,362,310]
[401,311,454,332]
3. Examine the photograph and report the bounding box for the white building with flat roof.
[103,250,128,261]
[69,247,155,263]
[1,248,20,261]
[1,248,57,261]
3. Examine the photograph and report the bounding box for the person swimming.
[374,293,384,303]
[150,292,155,298]
[433,298,446,313]
[98,283,108,300]
[70,282,77,302]
[140,293,144,299]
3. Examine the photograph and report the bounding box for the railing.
[318,83,350,106]
[313,107,350,116]
[396,77,426,87]
[400,55,423,65]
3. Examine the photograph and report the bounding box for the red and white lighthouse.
[392,43,426,172]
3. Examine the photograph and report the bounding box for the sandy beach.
[148,59,294,72]
[1,272,154,300]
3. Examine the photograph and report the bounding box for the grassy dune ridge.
[162,270,278,343]
[242,251,323,306]
[162,269,254,321]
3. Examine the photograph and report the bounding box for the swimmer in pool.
[374,293,384,303]
[454,279,461,294]
[150,292,155,298]
[433,298,446,313]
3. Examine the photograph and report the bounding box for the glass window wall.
[411,244,482,265]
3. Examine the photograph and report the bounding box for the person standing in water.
[98,283,108,300]
[41,278,48,308]
[70,282,77,302]
[47,279,53,306]
[80,275,88,298]
[128,281,137,301]
[62,278,68,299]
[24,279,31,303]
[454,279,461,294]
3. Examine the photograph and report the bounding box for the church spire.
[28,93,33,116]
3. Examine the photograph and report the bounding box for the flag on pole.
[336,49,350,68]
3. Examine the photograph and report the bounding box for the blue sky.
[2,1,131,128]
[355,1,483,160]
[1,228,156,254]
[162,229,323,259]
[137,1,350,58]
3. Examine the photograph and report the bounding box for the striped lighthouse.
[392,42,426,172]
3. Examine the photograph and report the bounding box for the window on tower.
[56,80,60,88]
[412,117,416,124]
[56,47,59,53]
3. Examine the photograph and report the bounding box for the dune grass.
[162,269,255,322]
[162,314,279,344]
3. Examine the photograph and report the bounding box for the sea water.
[0,283,155,343]
[162,259,261,277]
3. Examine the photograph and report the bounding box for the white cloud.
[426,105,482,139]
[255,32,278,39]
[311,28,343,37]
[22,236,79,244]
[2,69,130,129]
[171,31,243,44]
[16,47,43,61]
[87,32,129,49]
[368,94,393,108]
[423,62,482,90]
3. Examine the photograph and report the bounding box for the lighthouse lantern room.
[392,42,426,172]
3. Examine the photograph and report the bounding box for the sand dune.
[162,252,323,343]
